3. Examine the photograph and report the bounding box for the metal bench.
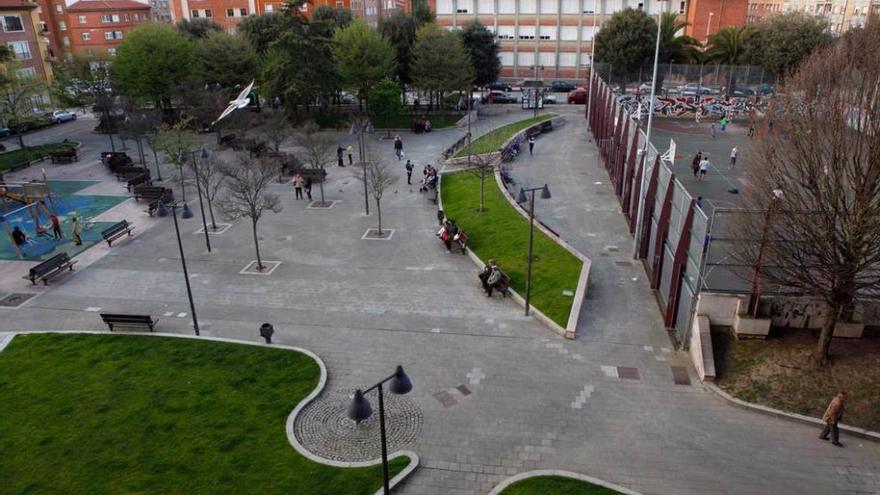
[100,313,157,332]
[126,174,151,191]
[49,149,78,164]
[23,252,77,285]
[101,220,134,246]
[115,166,150,180]
[133,185,170,202]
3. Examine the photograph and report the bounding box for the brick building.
[685,0,747,43]
[65,0,151,56]
[1,0,53,80]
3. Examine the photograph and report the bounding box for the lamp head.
[178,151,188,163]
[200,148,209,160]
[516,188,527,203]
[181,204,194,219]
[540,184,552,199]
[157,202,169,218]
[389,365,412,395]
[347,389,373,423]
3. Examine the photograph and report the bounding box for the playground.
[0,180,127,261]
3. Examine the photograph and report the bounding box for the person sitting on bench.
[479,259,498,296]
[441,219,459,251]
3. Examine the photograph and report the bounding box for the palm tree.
[706,26,755,96]
[652,13,700,93]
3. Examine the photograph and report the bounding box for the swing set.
[0,180,58,258]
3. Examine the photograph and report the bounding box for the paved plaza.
[1,107,879,494]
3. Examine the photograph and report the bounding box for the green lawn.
[454,114,556,158]
[0,141,79,171]
[501,475,625,494]
[441,171,582,327]
[375,113,463,129]
[0,333,407,495]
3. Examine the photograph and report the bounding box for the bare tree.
[732,24,880,366]
[191,152,225,230]
[154,118,198,201]
[293,122,335,205]
[467,152,498,212]
[355,154,398,236]
[218,155,282,270]
[262,113,292,153]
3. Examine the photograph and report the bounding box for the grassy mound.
[454,114,556,158]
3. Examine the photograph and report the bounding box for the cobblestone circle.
[294,389,423,462]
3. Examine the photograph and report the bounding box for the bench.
[102,152,133,171]
[101,220,134,246]
[100,313,157,332]
[126,174,151,191]
[115,166,150,180]
[49,149,78,164]
[133,185,171,202]
[22,252,77,285]
[487,269,511,298]
[439,226,468,254]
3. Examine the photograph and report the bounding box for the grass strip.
[0,333,407,495]
[501,475,625,494]
[0,141,79,171]
[453,114,556,158]
[441,171,581,327]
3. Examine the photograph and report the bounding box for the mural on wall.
[769,298,829,329]
[617,94,769,120]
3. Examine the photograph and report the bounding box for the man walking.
[691,152,702,178]
[405,159,414,185]
[337,145,345,167]
[393,135,404,160]
[528,136,535,156]
[698,156,710,181]
[820,392,846,447]
[729,146,738,170]
[346,144,353,165]
[292,172,304,200]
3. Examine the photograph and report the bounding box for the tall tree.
[706,26,755,96]
[368,79,405,134]
[219,155,282,271]
[176,18,222,39]
[51,54,117,134]
[749,12,832,80]
[261,29,338,120]
[196,31,259,89]
[332,20,397,107]
[733,23,880,366]
[378,10,427,90]
[411,23,474,108]
[239,13,302,54]
[112,23,195,113]
[0,61,47,149]
[593,8,656,84]
[312,5,353,37]
[658,12,699,64]
[459,20,501,88]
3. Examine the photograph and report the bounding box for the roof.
[0,0,38,10]
[66,0,151,12]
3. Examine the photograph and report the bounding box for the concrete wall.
[695,292,746,326]
[689,315,715,382]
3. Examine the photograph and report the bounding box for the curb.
[703,381,880,443]
[488,469,644,495]
[0,331,420,494]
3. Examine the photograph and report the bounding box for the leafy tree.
[412,1,435,24]
[51,54,116,133]
[378,10,429,90]
[332,20,397,107]
[658,13,698,64]
[459,20,500,88]
[748,12,832,79]
[706,26,755,95]
[368,79,405,133]
[261,29,338,120]
[219,155,282,271]
[411,23,474,108]
[312,5,353,37]
[594,8,656,84]
[239,13,302,53]
[196,31,259,89]
[0,61,47,149]
[176,18,222,39]
[112,23,195,113]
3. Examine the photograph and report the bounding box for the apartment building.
[168,0,251,31]
[431,0,686,81]
[65,0,151,56]
[684,0,747,42]
[1,0,53,80]
[782,0,877,32]
[746,0,783,23]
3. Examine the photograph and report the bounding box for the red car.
[567,88,588,104]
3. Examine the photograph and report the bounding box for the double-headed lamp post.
[179,148,212,253]
[348,366,413,495]
[157,201,199,335]
[516,184,552,316]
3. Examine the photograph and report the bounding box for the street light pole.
[161,202,200,335]
[517,184,552,316]
[348,366,414,495]
[180,149,212,253]
[586,7,598,140]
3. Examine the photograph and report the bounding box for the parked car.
[550,81,576,92]
[567,88,588,104]
[678,83,716,97]
[732,86,755,97]
[756,83,775,95]
[638,81,655,93]
[485,91,517,104]
[486,81,513,92]
[0,127,10,138]
[520,93,557,104]
[50,110,77,124]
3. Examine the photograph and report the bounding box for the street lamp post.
[179,148,212,253]
[706,12,714,40]
[586,7,599,140]
[158,202,199,335]
[748,188,783,317]
[348,366,414,495]
[529,65,545,119]
[516,184,552,316]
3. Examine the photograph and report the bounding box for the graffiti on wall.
[769,299,828,329]
[616,94,769,120]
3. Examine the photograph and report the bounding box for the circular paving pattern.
[294,389,423,462]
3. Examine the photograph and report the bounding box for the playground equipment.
[0,180,58,258]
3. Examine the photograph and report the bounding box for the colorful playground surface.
[0,180,127,261]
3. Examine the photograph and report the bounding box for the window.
[538,51,555,66]
[191,9,212,17]
[560,25,577,40]
[81,31,91,40]
[540,0,558,14]
[336,0,344,6]
[59,21,67,31]
[457,0,473,12]
[679,1,685,13]
[496,25,515,39]
[517,51,535,67]
[240,8,247,15]
[108,47,116,56]
[580,52,591,66]
[115,30,123,39]
[499,0,515,13]
[558,52,576,66]
[1,15,24,32]
[539,25,556,40]
[7,41,32,59]
[437,0,453,13]
[518,25,535,39]
[499,51,514,65]
[101,14,113,22]
[649,0,664,14]
[300,3,308,11]
[227,8,234,16]
[55,4,62,13]
[123,13,130,21]
[561,0,578,13]
[265,4,274,11]
[521,0,537,13]
[17,67,36,79]
[478,0,494,13]
[605,0,623,12]
[581,25,596,39]
[104,31,114,40]
[637,2,644,10]
[583,0,595,12]
[112,14,120,21]
[78,15,87,23]
[62,36,70,46]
